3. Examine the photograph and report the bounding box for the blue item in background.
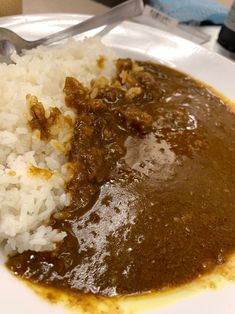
[149,0,228,25]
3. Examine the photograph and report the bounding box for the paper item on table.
[134,5,211,45]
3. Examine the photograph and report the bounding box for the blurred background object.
[0,0,22,16]
[218,0,235,51]
[94,0,126,5]
[149,0,228,25]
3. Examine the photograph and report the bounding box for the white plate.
[0,14,235,314]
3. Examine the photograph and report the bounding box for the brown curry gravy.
[7,59,235,299]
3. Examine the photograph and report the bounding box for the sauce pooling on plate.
[7,59,235,297]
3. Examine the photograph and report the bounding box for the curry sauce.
[7,59,235,298]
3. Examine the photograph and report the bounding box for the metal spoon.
[0,0,144,64]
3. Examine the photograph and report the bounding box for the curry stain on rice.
[27,95,62,141]
[28,164,53,180]
[7,170,16,176]
[97,55,106,69]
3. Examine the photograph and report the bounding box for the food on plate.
[0,38,116,254]
[2,39,235,299]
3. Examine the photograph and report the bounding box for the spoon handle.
[32,0,144,47]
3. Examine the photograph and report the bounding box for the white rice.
[0,38,116,255]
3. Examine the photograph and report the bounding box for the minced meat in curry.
[7,59,235,297]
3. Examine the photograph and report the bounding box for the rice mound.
[0,38,116,254]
